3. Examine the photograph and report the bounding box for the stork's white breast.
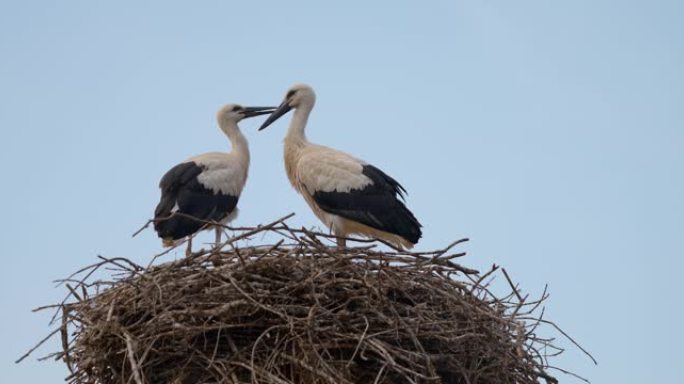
[189,152,248,196]
[296,145,372,194]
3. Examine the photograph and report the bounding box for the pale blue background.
[1,1,682,382]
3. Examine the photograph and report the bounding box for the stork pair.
[153,84,422,255]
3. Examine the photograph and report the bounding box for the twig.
[502,268,523,302]
[131,219,153,238]
[15,327,61,364]
[124,333,144,384]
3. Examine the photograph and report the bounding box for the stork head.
[259,84,316,131]
[217,104,276,126]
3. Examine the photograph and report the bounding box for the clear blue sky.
[1,1,682,382]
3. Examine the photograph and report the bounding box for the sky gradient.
[1,1,682,382]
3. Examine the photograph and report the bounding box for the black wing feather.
[153,161,238,241]
[312,164,422,244]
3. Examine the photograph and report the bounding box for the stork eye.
[286,90,296,99]
[232,106,243,112]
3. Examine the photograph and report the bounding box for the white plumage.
[153,104,274,254]
[191,152,249,196]
[297,147,372,194]
[259,84,422,249]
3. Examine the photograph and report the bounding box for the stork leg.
[214,226,222,247]
[185,237,193,258]
[336,236,346,249]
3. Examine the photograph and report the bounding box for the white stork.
[259,84,422,249]
[154,104,274,255]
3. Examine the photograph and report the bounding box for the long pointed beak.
[258,100,293,131]
[242,106,277,119]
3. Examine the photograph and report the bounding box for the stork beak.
[258,100,293,131]
[242,106,277,119]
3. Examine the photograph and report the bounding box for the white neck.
[219,120,250,164]
[282,103,313,189]
[285,103,313,148]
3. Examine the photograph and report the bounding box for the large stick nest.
[25,215,589,383]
